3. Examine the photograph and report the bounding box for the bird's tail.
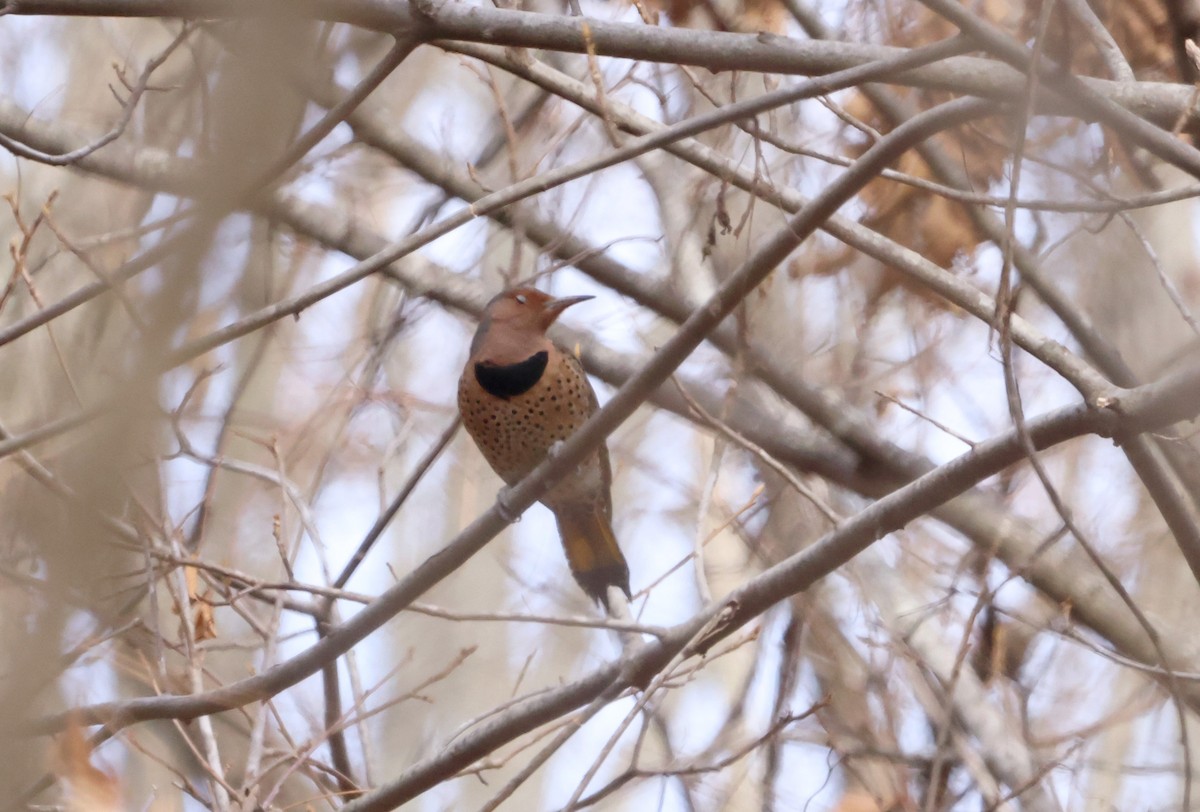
[554,506,631,609]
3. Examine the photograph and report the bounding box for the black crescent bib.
[474,351,549,399]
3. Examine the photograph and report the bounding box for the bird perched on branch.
[458,287,631,610]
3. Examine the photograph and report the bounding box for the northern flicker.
[458,287,631,608]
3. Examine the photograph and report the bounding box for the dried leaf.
[185,564,218,643]
[184,563,201,601]
[193,595,218,642]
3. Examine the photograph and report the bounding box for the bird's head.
[483,287,594,334]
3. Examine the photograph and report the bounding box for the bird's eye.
[515,294,527,304]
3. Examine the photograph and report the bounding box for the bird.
[458,286,631,609]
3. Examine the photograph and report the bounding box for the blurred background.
[2,0,1200,809]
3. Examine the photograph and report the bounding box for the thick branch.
[2,0,1198,127]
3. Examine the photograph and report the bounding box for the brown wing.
[557,345,613,522]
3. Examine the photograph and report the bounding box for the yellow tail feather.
[553,507,631,607]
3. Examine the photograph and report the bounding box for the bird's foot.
[547,440,566,458]
[496,487,522,523]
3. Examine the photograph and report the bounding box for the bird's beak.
[545,294,594,316]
